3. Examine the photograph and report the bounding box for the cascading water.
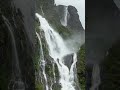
[2,15,25,90]
[54,0,85,29]
[36,32,49,90]
[36,13,80,90]
[60,6,68,27]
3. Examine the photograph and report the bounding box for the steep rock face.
[0,0,35,90]
[13,0,35,45]
[86,0,120,89]
[114,0,120,9]
[63,53,74,70]
[36,0,84,32]
[67,6,83,31]
[0,18,12,90]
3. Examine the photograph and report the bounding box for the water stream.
[36,32,49,90]
[36,13,80,90]
[60,6,68,27]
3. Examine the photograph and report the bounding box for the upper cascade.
[54,0,85,29]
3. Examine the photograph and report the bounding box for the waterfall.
[90,64,101,90]
[54,0,85,29]
[60,6,68,27]
[36,32,49,90]
[36,13,80,90]
[2,15,25,90]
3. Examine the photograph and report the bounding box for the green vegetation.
[55,25,72,39]
[77,45,85,90]
[33,49,40,72]
[35,17,85,90]
[34,20,44,90]
[100,41,120,90]
[34,21,40,71]
[35,81,44,90]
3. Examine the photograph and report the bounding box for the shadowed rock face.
[13,0,35,45]
[36,0,84,32]
[100,40,120,90]
[63,54,74,70]
[0,0,35,90]
[114,0,120,10]
[86,0,120,89]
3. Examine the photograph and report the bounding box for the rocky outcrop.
[63,53,74,70]
[0,0,35,90]
[86,0,120,89]
[67,6,83,31]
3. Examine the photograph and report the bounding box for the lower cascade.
[36,13,81,90]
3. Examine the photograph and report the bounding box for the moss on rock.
[77,45,85,90]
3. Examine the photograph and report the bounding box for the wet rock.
[52,83,61,90]
[0,0,35,90]
[63,53,74,70]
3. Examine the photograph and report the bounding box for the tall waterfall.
[36,13,80,90]
[54,0,85,29]
[60,6,68,27]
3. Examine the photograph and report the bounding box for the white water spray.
[36,32,49,90]
[36,13,80,90]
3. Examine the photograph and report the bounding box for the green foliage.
[45,64,54,78]
[35,3,85,88]
[52,84,61,90]
[56,25,72,39]
[77,45,85,90]
[33,31,40,72]
[33,53,40,72]
[35,81,44,90]
[101,41,120,90]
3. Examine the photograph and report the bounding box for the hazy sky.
[54,0,85,29]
